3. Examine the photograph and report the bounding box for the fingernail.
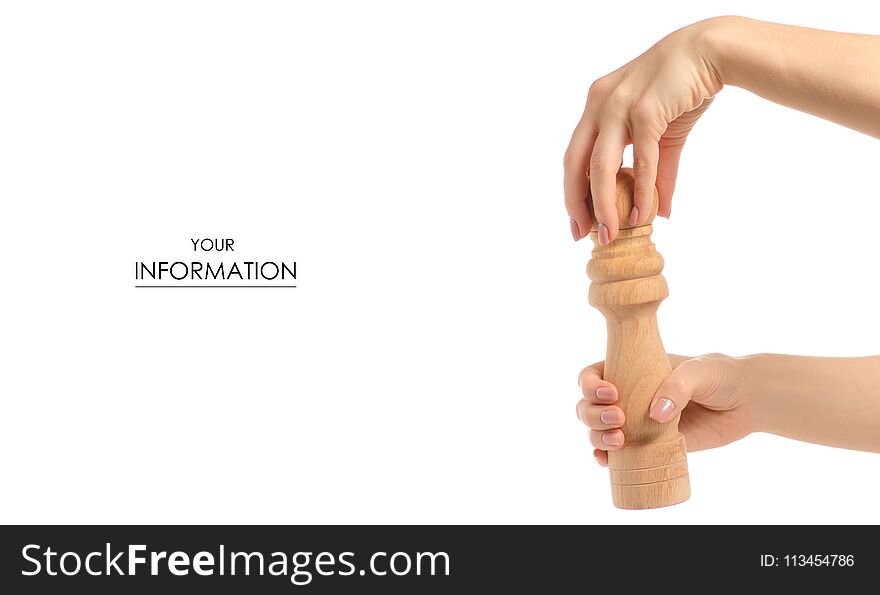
[649,397,676,422]
[594,454,601,465]
[602,431,624,447]
[629,206,640,226]
[570,218,581,241]
[595,387,616,402]
[600,409,623,425]
[597,222,609,245]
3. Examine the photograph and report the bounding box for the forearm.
[744,354,880,451]
[702,16,880,137]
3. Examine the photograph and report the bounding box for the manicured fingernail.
[602,431,624,446]
[570,218,581,241]
[649,397,676,422]
[600,409,623,425]
[629,206,640,226]
[594,454,601,465]
[597,223,609,245]
[595,387,616,402]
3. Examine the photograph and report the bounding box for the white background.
[2,1,879,524]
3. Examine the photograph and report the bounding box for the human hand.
[564,18,723,244]
[575,354,753,466]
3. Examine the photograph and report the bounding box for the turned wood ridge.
[587,168,689,509]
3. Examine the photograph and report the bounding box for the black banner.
[0,526,875,593]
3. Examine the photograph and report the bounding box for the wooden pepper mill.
[587,168,690,509]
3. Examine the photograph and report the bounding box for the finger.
[649,357,717,423]
[563,120,599,240]
[590,428,625,450]
[655,137,685,218]
[593,448,609,467]
[654,96,713,218]
[577,402,625,430]
[667,354,690,368]
[631,128,660,226]
[577,363,617,404]
[588,127,626,244]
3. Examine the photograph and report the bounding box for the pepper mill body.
[587,169,690,509]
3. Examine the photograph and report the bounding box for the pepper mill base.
[608,435,690,509]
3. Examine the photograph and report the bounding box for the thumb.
[648,357,717,423]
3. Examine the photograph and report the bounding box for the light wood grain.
[587,168,690,509]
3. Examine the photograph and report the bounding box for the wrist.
[694,15,754,89]
[738,353,779,435]
[735,353,765,434]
